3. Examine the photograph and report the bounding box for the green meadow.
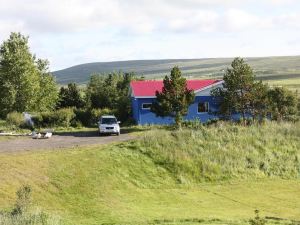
[0,122,299,225]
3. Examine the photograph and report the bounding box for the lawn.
[0,147,299,225]
[0,122,299,225]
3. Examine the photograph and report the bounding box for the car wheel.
[117,131,120,136]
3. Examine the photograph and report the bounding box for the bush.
[249,210,266,225]
[70,120,83,128]
[90,108,103,125]
[31,113,43,129]
[33,107,118,128]
[32,108,75,128]
[74,108,116,127]
[90,108,115,126]
[74,108,90,127]
[54,108,75,127]
[6,112,25,129]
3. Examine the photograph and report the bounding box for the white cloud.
[0,0,299,69]
[223,9,259,31]
[0,0,299,36]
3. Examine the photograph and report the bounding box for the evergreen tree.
[85,74,106,109]
[151,66,195,127]
[85,72,135,122]
[58,83,84,108]
[212,57,256,124]
[250,81,269,121]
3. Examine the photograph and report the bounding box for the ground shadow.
[54,130,99,137]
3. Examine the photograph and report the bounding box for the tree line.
[0,32,137,127]
[0,32,299,128]
[213,57,299,123]
[151,58,299,127]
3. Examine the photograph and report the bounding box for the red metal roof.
[130,79,221,97]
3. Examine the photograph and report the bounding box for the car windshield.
[101,118,117,124]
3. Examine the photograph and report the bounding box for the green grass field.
[266,77,300,92]
[0,122,299,225]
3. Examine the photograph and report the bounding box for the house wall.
[131,96,221,125]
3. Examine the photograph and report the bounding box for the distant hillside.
[53,56,300,90]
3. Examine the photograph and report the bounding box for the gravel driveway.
[0,131,135,153]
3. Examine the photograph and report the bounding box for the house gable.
[130,79,222,98]
[194,80,224,96]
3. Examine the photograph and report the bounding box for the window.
[142,103,152,110]
[101,117,117,124]
[198,102,209,113]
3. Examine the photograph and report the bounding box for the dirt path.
[0,131,135,153]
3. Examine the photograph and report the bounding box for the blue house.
[130,79,224,125]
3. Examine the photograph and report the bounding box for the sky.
[0,0,300,71]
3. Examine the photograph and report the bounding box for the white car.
[98,115,120,136]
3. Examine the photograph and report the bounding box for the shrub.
[71,120,83,128]
[90,108,103,125]
[74,108,91,127]
[11,185,32,215]
[33,107,118,128]
[6,112,25,129]
[249,210,266,225]
[54,108,75,127]
[90,108,116,125]
[75,108,116,127]
[31,113,43,129]
[32,108,75,128]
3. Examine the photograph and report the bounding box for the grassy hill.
[53,56,300,91]
[0,122,299,224]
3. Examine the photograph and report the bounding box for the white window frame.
[142,103,152,110]
[197,102,209,114]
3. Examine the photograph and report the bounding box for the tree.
[85,72,135,122]
[267,87,297,121]
[250,81,269,122]
[212,57,256,124]
[296,92,300,118]
[36,59,59,112]
[115,72,135,121]
[0,33,39,117]
[85,74,106,109]
[58,83,84,109]
[0,32,58,117]
[151,66,195,127]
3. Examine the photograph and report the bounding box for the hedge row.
[6,108,116,129]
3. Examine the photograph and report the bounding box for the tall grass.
[0,209,61,225]
[136,121,300,183]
